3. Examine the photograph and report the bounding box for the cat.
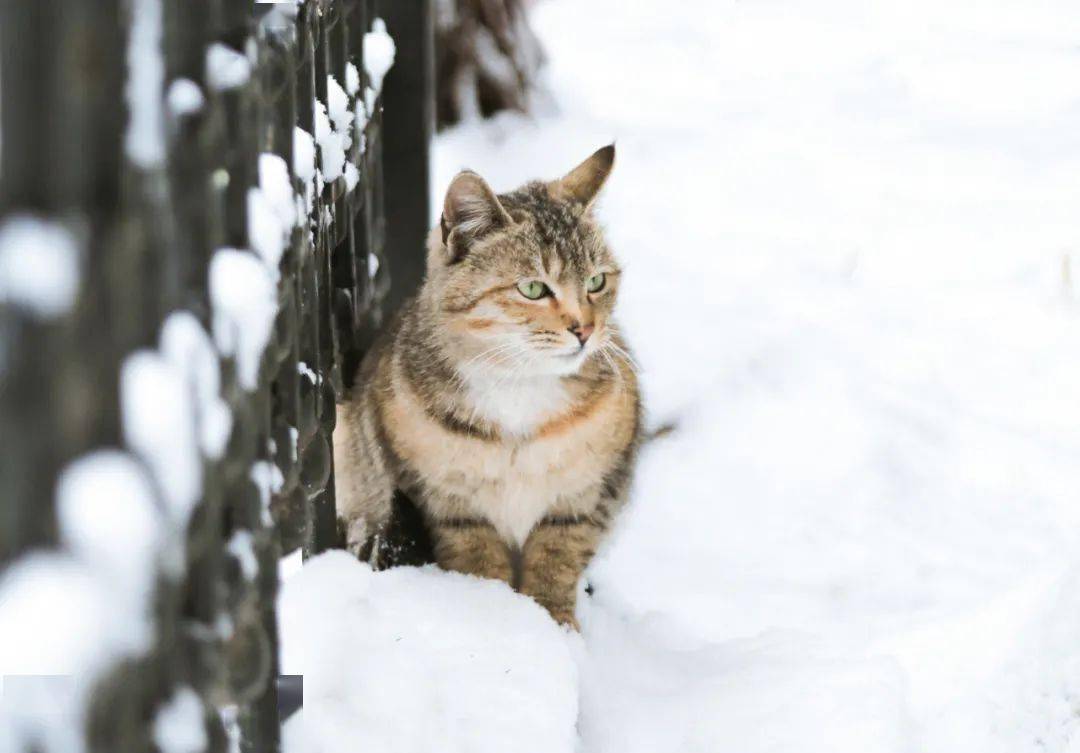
[333,145,641,629]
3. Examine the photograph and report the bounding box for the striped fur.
[334,146,641,628]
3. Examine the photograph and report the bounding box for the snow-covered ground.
[282,1,1080,751]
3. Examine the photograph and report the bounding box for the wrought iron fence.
[0,1,431,751]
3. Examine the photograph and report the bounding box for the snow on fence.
[0,1,426,751]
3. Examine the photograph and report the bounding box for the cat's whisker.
[604,341,641,373]
[461,341,521,369]
[466,346,524,376]
[599,343,636,377]
[460,343,535,427]
[450,342,528,396]
[598,347,622,385]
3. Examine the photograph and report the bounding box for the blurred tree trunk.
[435,0,544,129]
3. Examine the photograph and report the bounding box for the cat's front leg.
[431,517,514,584]
[520,513,606,630]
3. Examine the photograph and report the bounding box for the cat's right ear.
[440,170,512,262]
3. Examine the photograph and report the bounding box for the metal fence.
[0,1,431,751]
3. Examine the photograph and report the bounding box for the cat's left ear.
[550,144,615,208]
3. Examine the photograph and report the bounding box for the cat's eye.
[517,280,549,300]
[586,273,606,293]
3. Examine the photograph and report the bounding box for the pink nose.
[571,323,595,345]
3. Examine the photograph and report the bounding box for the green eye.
[517,280,549,300]
[586,273,606,293]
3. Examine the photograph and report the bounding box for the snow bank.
[0,216,80,318]
[278,552,579,753]
[576,600,912,753]
[277,554,920,753]
[426,0,1080,750]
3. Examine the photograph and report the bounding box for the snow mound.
[577,601,912,753]
[278,552,578,753]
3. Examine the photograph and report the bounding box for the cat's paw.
[344,518,371,559]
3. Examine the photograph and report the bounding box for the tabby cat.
[333,145,641,628]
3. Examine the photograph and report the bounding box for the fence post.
[376,0,433,316]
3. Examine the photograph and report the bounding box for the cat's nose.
[570,323,595,345]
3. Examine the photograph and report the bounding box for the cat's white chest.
[447,369,587,543]
[462,372,569,437]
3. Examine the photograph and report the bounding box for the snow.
[250,460,284,526]
[362,19,395,97]
[278,548,303,582]
[285,1,1080,751]
[345,62,361,97]
[258,0,300,27]
[167,78,205,117]
[343,163,359,193]
[152,687,207,753]
[0,216,80,318]
[294,126,317,214]
[124,0,165,168]
[246,188,279,270]
[354,99,368,135]
[279,552,578,753]
[121,350,201,524]
[209,248,278,391]
[313,99,348,183]
[297,361,319,384]
[326,76,353,134]
[293,127,317,183]
[0,551,152,753]
[0,674,83,753]
[160,311,232,459]
[259,154,297,229]
[219,705,241,753]
[0,555,118,678]
[0,450,171,752]
[227,530,258,581]
[56,450,164,620]
[206,42,251,92]
[576,606,913,752]
[249,153,298,277]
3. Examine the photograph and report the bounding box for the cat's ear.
[441,170,512,261]
[550,144,615,208]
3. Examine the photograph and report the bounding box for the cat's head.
[426,145,620,378]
